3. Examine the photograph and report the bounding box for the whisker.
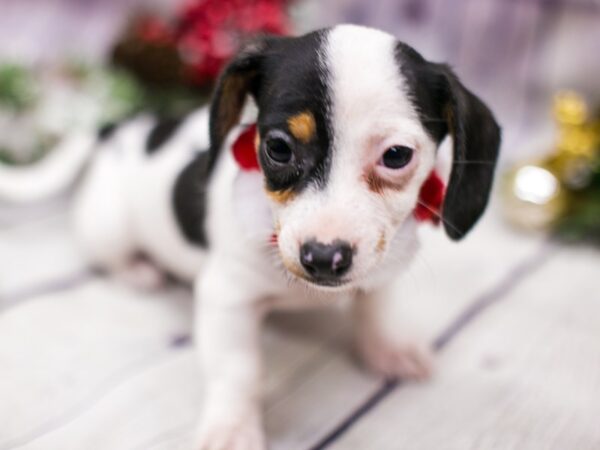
[415,200,462,236]
[417,114,446,123]
[451,160,496,165]
[421,118,446,123]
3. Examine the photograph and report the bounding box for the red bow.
[232,125,444,225]
[232,124,260,171]
[414,170,445,225]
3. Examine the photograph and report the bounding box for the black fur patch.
[255,30,333,194]
[207,30,333,195]
[395,43,449,144]
[146,117,184,155]
[172,150,210,247]
[97,122,119,141]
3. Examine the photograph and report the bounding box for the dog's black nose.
[300,240,353,281]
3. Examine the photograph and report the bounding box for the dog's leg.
[72,153,134,273]
[72,152,168,289]
[352,287,433,381]
[194,261,266,450]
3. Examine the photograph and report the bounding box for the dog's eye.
[380,145,413,169]
[265,137,293,164]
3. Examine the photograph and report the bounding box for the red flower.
[135,16,174,45]
[175,0,290,84]
[126,0,290,86]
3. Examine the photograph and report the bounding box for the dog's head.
[208,25,501,289]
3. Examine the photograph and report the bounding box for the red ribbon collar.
[232,124,261,171]
[232,124,444,225]
[413,170,445,225]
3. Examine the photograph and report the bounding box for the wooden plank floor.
[1,207,598,450]
[331,245,600,450]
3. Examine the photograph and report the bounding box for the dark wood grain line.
[0,269,94,313]
[307,241,556,450]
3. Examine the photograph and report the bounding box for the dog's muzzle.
[299,239,353,285]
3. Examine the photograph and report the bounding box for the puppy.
[0,25,500,449]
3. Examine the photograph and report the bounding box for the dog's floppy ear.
[439,66,501,240]
[207,37,270,172]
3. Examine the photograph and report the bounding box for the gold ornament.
[551,91,600,188]
[502,91,600,231]
[502,161,567,230]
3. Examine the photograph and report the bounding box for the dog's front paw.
[355,329,433,381]
[195,408,265,450]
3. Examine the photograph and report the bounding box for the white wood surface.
[1,208,596,450]
[331,246,600,450]
[0,213,85,301]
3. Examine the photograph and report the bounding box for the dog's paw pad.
[355,332,433,381]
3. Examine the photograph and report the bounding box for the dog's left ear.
[207,37,271,172]
[439,66,501,240]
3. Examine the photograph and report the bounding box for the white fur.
[0,26,438,450]
[73,111,208,281]
[0,131,96,203]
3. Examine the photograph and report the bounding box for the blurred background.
[1,0,599,239]
[1,1,600,449]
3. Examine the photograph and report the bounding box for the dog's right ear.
[207,37,270,171]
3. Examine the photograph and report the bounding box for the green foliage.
[555,159,600,244]
[0,64,38,112]
[0,61,210,167]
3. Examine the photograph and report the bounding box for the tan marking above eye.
[376,231,387,253]
[265,187,296,204]
[287,111,316,143]
[254,131,260,153]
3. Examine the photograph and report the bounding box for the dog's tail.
[0,132,96,204]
